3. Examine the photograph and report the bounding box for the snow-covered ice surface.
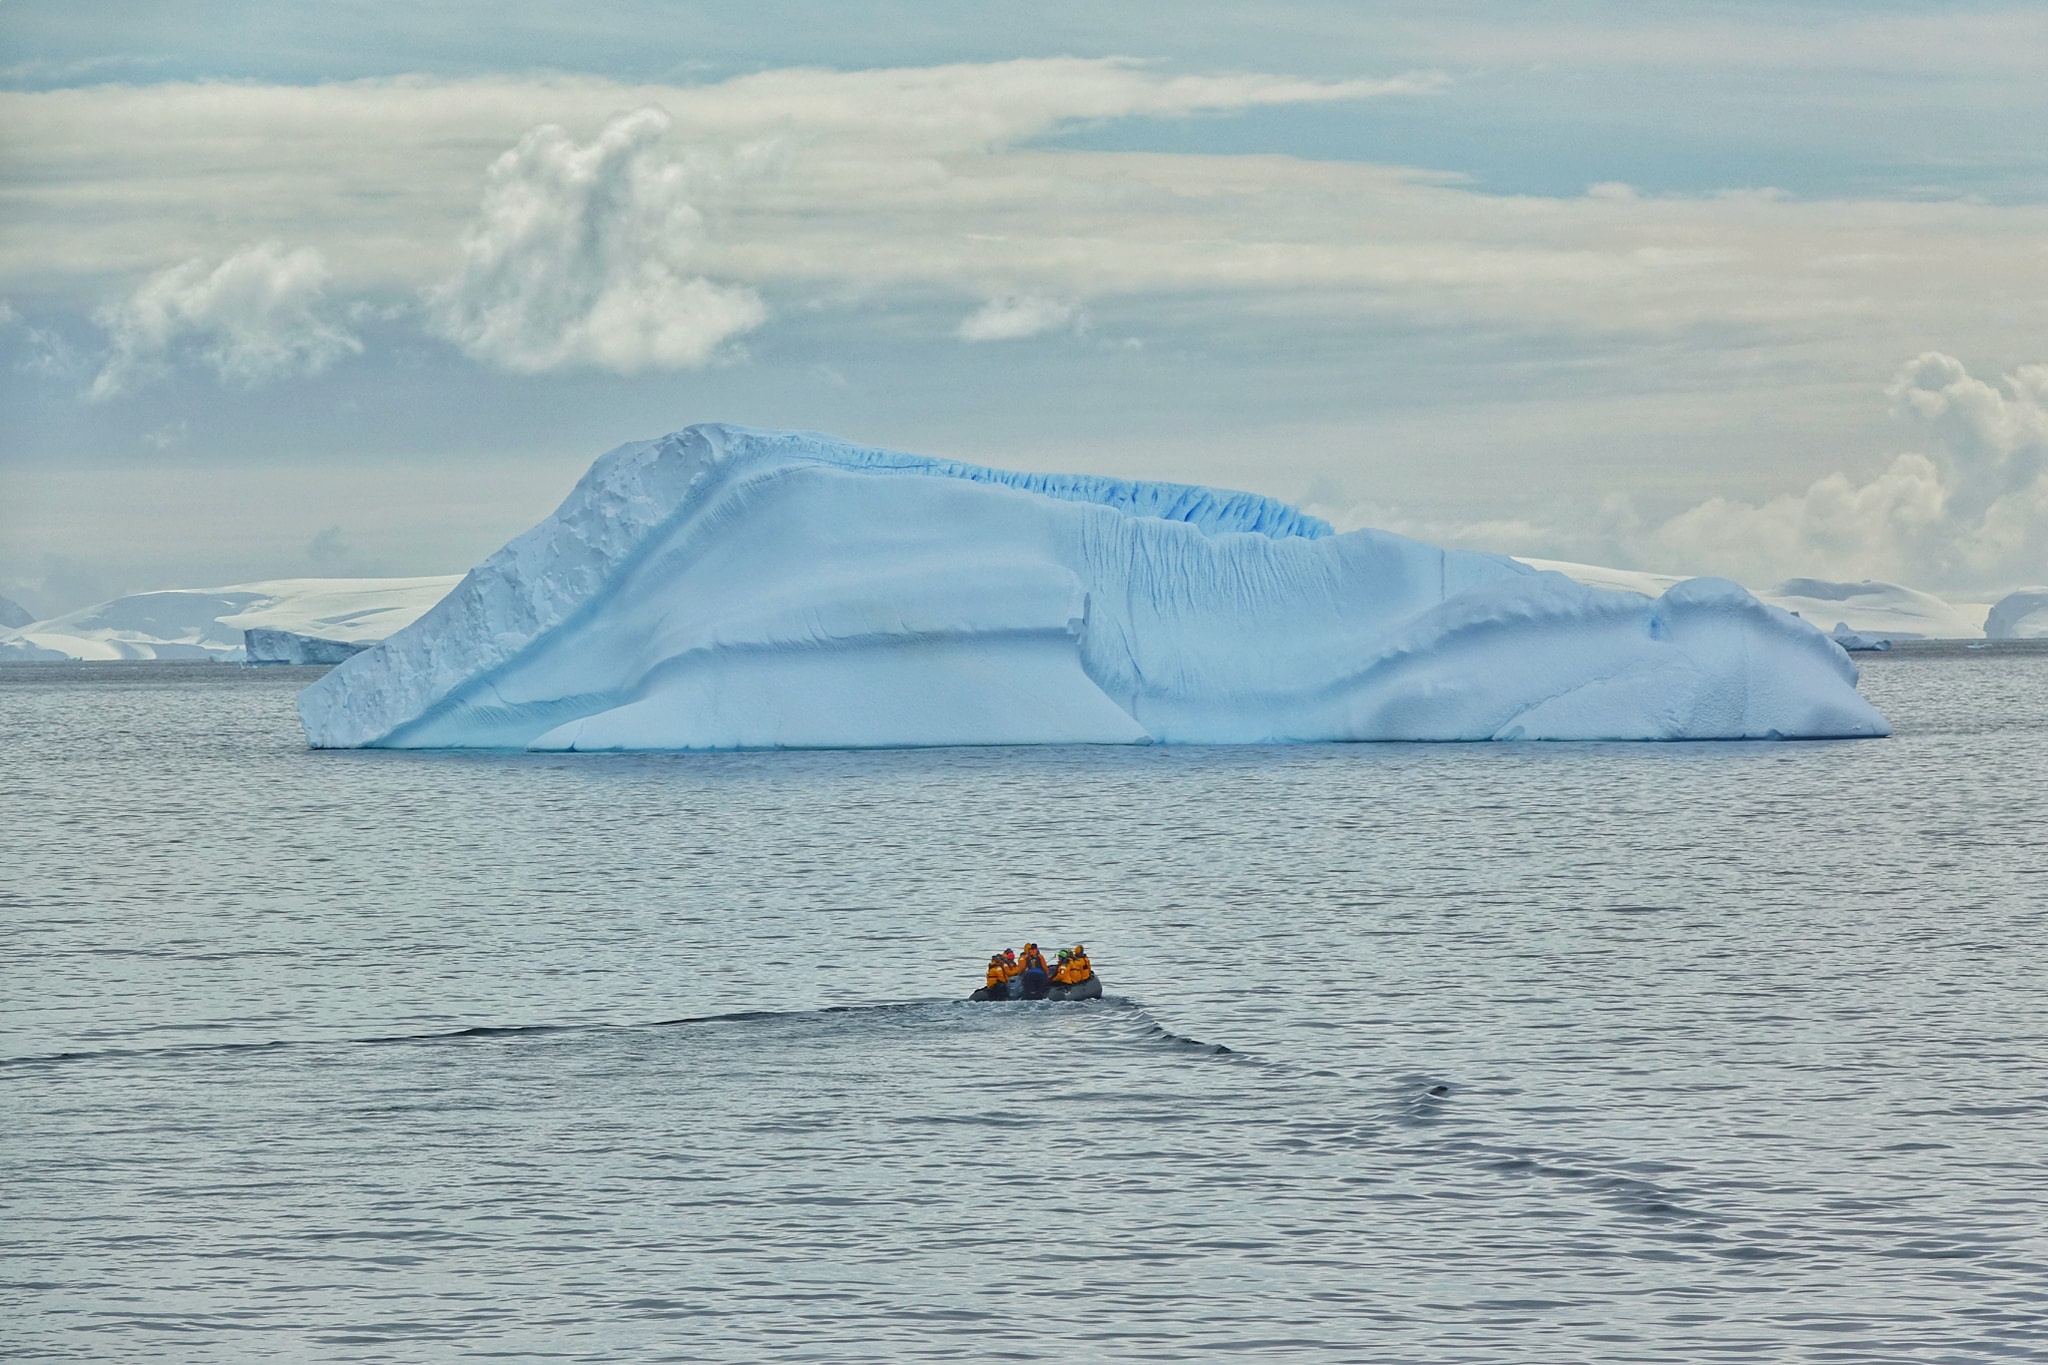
[1514,559,1690,601]
[228,579,460,646]
[0,577,459,663]
[1521,560,1985,642]
[1,589,275,662]
[1761,578,1985,643]
[1986,588,2048,639]
[302,425,1887,749]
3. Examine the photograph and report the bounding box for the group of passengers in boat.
[981,942,1093,999]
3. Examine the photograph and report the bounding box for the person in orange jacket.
[1016,942,1051,998]
[997,948,1021,998]
[984,954,1009,992]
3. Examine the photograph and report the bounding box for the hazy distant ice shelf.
[0,578,459,663]
[298,425,1889,750]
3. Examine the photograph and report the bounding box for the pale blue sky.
[4,1,2045,610]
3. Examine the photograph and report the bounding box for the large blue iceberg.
[298,425,1888,749]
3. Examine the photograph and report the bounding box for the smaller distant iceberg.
[1985,588,2048,641]
[1826,624,1893,653]
[300,425,1889,750]
[0,577,459,663]
[243,627,373,665]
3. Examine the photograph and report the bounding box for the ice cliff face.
[298,425,1889,749]
[1986,588,2048,640]
[244,628,371,665]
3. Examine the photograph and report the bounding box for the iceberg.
[0,577,459,663]
[299,425,1889,750]
[1986,588,2048,640]
[0,635,71,662]
[1826,624,1893,653]
[244,627,373,665]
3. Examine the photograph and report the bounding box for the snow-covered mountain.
[0,594,33,630]
[0,577,460,662]
[299,424,1885,750]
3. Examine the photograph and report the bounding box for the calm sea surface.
[4,648,2047,1362]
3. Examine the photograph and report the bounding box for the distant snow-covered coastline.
[1516,560,1995,645]
[0,578,460,663]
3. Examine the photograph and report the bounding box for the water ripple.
[3,651,2046,1361]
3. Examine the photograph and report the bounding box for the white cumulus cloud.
[90,242,360,399]
[1652,353,2047,586]
[1886,351,2048,515]
[955,294,1080,342]
[1651,452,1953,586]
[1309,352,2048,592]
[428,107,765,375]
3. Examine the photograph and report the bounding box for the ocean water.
[4,647,2046,1362]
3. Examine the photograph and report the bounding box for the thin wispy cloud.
[1380,7,2048,73]
[955,294,1081,342]
[7,63,2044,362]
[0,52,173,86]
[0,61,1439,294]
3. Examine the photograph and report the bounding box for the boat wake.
[1,994,1239,1070]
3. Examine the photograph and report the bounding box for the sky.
[3,0,2045,615]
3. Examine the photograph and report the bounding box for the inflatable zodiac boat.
[970,975,1104,1003]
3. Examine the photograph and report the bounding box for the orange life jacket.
[1020,947,1048,975]
[986,961,1007,989]
[1070,953,1092,981]
[1050,959,1074,985]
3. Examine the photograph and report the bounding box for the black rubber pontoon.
[969,975,1102,1002]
